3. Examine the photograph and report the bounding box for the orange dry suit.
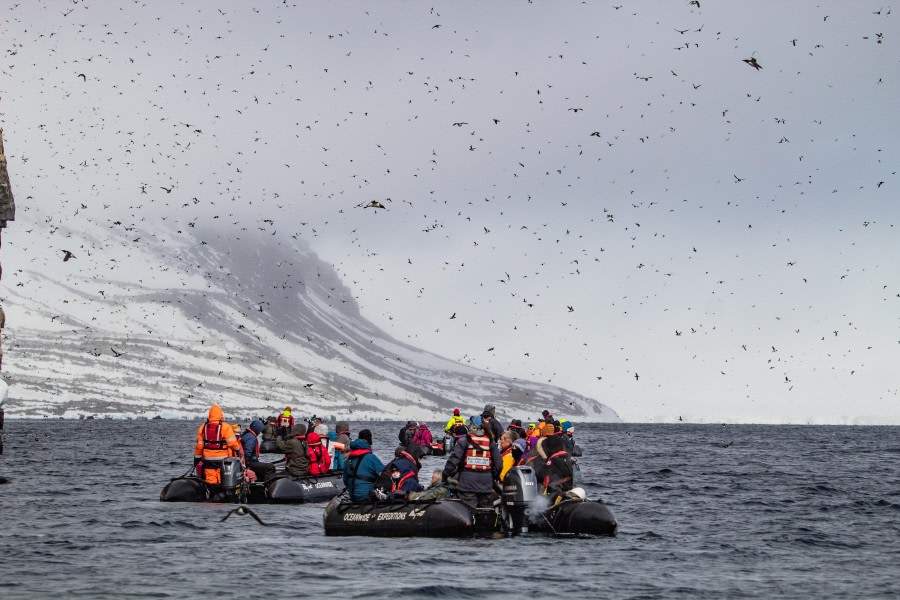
[194,405,243,484]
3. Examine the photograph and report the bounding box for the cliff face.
[0,130,14,225]
[0,220,619,423]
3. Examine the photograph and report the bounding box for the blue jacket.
[241,430,261,462]
[344,439,385,501]
[388,456,424,498]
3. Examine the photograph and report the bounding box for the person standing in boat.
[480,405,505,441]
[344,429,384,501]
[193,404,243,485]
[275,423,310,477]
[530,434,574,503]
[443,408,466,435]
[241,419,276,481]
[441,415,502,509]
[276,406,294,438]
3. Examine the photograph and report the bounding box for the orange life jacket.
[463,434,492,471]
[278,414,293,428]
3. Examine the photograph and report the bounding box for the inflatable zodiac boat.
[323,466,616,537]
[160,458,344,504]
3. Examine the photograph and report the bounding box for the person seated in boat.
[332,420,352,471]
[306,431,332,476]
[241,419,276,481]
[373,445,426,500]
[408,469,449,502]
[398,421,418,447]
[275,423,309,477]
[499,430,527,482]
[507,419,526,438]
[524,423,538,451]
[441,416,502,509]
[410,422,433,454]
[530,434,574,504]
[262,416,278,443]
[560,420,576,453]
[443,408,466,434]
[312,423,335,467]
[194,404,243,485]
[276,406,294,438]
[480,404,504,441]
[344,430,385,501]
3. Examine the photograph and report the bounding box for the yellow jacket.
[444,415,466,433]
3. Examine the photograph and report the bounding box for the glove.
[193,457,201,466]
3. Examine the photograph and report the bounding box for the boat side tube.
[266,472,345,504]
[323,497,476,537]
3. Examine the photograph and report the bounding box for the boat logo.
[301,481,336,490]
[342,513,371,522]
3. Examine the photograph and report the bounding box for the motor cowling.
[443,437,454,453]
[220,457,244,490]
[502,466,538,533]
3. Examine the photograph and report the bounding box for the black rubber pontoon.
[266,472,344,504]
[323,497,492,537]
[529,499,618,536]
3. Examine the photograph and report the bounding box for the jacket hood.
[349,438,372,451]
[207,404,224,422]
[543,434,565,456]
[249,419,264,434]
[405,444,426,464]
[289,424,307,437]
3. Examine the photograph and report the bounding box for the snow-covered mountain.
[0,217,619,422]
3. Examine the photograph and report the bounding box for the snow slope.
[0,215,619,422]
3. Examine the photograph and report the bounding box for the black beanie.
[358,429,373,445]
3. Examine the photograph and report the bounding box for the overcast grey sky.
[1,1,897,423]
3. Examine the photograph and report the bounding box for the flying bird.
[363,200,386,209]
[110,347,124,357]
[743,57,762,70]
[61,250,76,262]
[220,505,267,526]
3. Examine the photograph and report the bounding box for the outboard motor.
[220,458,244,491]
[502,466,539,534]
[443,436,454,454]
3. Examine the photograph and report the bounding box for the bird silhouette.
[362,200,385,209]
[220,505,267,525]
[61,250,76,262]
[743,57,762,70]
[110,347,124,357]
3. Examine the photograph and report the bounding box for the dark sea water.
[1,420,898,599]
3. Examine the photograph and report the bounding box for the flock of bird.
[0,0,895,422]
